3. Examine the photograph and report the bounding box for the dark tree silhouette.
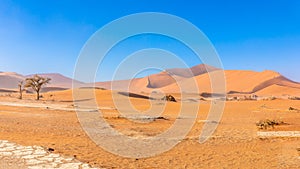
[25,75,51,100]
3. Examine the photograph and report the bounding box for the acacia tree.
[18,81,24,99]
[25,75,51,100]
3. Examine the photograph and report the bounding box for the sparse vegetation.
[243,95,258,101]
[288,96,300,100]
[289,106,299,112]
[262,96,277,101]
[256,119,286,129]
[162,94,176,102]
[25,75,51,100]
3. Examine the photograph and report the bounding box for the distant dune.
[26,73,85,88]
[0,72,24,89]
[1,64,299,97]
[0,72,84,92]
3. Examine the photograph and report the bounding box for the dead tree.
[18,81,24,99]
[25,75,51,100]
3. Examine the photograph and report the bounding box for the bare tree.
[18,81,24,99]
[25,75,51,100]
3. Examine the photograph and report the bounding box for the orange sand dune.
[166,64,219,77]
[251,75,300,93]
[147,72,184,88]
[146,64,219,88]
[158,70,282,93]
[2,65,300,97]
[96,77,149,93]
[95,69,300,97]
[224,70,282,93]
[142,70,300,96]
[96,64,219,91]
[256,84,300,96]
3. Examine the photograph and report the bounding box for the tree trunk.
[19,86,22,99]
[36,90,40,100]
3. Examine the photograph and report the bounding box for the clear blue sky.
[1,0,300,82]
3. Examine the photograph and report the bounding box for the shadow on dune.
[61,98,94,103]
[118,91,154,100]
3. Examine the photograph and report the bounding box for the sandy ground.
[0,90,299,168]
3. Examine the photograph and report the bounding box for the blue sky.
[0,0,299,82]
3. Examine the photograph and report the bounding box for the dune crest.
[96,66,300,97]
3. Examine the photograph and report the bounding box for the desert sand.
[0,89,299,168]
[0,66,300,168]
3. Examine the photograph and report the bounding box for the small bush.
[256,119,286,129]
[289,107,296,111]
[162,95,176,102]
[289,107,299,112]
[288,96,300,100]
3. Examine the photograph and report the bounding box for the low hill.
[0,72,85,92]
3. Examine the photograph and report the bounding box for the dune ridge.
[95,66,300,97]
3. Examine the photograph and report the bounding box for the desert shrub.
[162,95,176,102]
[262,96,277,101]
[288,96,300,100]
[243,95,257,101]
[256,119,285,129]
[289,107,299,112]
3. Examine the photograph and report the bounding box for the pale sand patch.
[0,101,114,112]
[257,131,300,137]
